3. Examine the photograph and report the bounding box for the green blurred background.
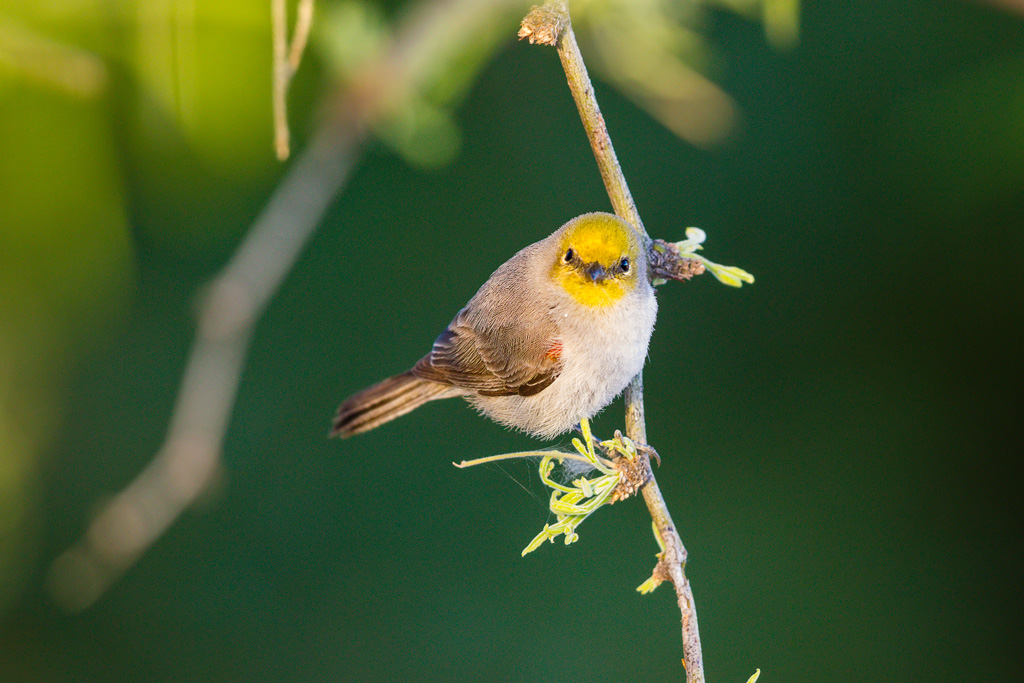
[2,0,1022,681]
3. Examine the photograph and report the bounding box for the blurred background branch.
[46,0,536,612]
[47,118,362,611]
[272,0,315,160]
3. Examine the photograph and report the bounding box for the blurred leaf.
[0,80,134,613]
[313,0,387,82]
[315,0,527,168]
[373,97,462,167]
[316,0,796,163]
[130,0,276,173]
[574,0,794,146]
[0,17,107,97]
[0,411,38,614]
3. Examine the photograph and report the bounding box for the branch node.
[649,239,707,283]
[608,441,652,503]
[518,3,568,46]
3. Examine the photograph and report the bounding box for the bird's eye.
[564,249,574,263]
[619,257,630,273]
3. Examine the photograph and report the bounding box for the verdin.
[332,212,657,439]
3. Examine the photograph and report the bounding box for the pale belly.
[467,291,656,439]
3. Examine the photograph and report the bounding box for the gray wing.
[412,306,562,397]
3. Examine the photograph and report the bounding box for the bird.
[331,212,657,441]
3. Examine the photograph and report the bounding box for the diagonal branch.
[48,0,528,612]
[48,116,361,612]
[521,3,706,681]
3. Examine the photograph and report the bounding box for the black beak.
[584,262,606,282]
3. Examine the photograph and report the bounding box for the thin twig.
[454,450,597,468]
[521,3,706,681]
[49,0,526,612]
[272,0,291,160]
[288,0,316,70]
[273,0,316,160]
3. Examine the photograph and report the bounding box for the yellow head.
[551,213,644,308]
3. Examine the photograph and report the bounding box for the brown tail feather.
[332,371,459,437]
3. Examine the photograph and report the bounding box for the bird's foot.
[567,422,653,505]
[585,426,659,466]
[573,420,659,469]
[635,442,661,467]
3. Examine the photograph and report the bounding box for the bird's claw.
[636,442,661,467]
[585,426,660,467]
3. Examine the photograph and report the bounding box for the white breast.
[468,282,657,439]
